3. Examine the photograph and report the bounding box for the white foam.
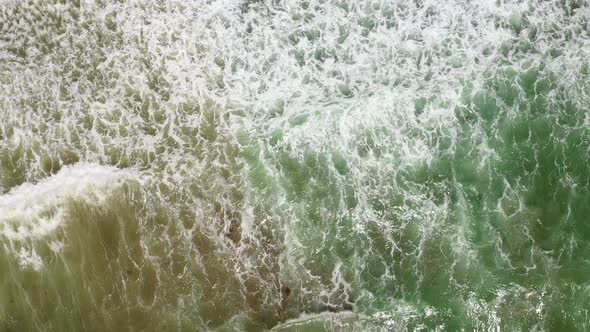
[17,247,44,271]
[0,163,134,240]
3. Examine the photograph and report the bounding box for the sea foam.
[0,164,134,240]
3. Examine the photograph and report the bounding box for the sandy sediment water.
[1,0,590,330]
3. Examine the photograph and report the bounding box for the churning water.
[1,0,590,330]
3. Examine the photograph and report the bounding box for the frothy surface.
[0,0,589,330]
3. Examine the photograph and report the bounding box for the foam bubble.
[0,163,135,240]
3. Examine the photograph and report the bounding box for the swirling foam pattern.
[0,0,589,330]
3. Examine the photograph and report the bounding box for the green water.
[0,0,589,331]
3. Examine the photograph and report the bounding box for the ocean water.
[0,0,589,330]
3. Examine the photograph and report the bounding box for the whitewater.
[0,0,589,330]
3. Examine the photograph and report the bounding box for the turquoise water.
[0,0,589,330]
